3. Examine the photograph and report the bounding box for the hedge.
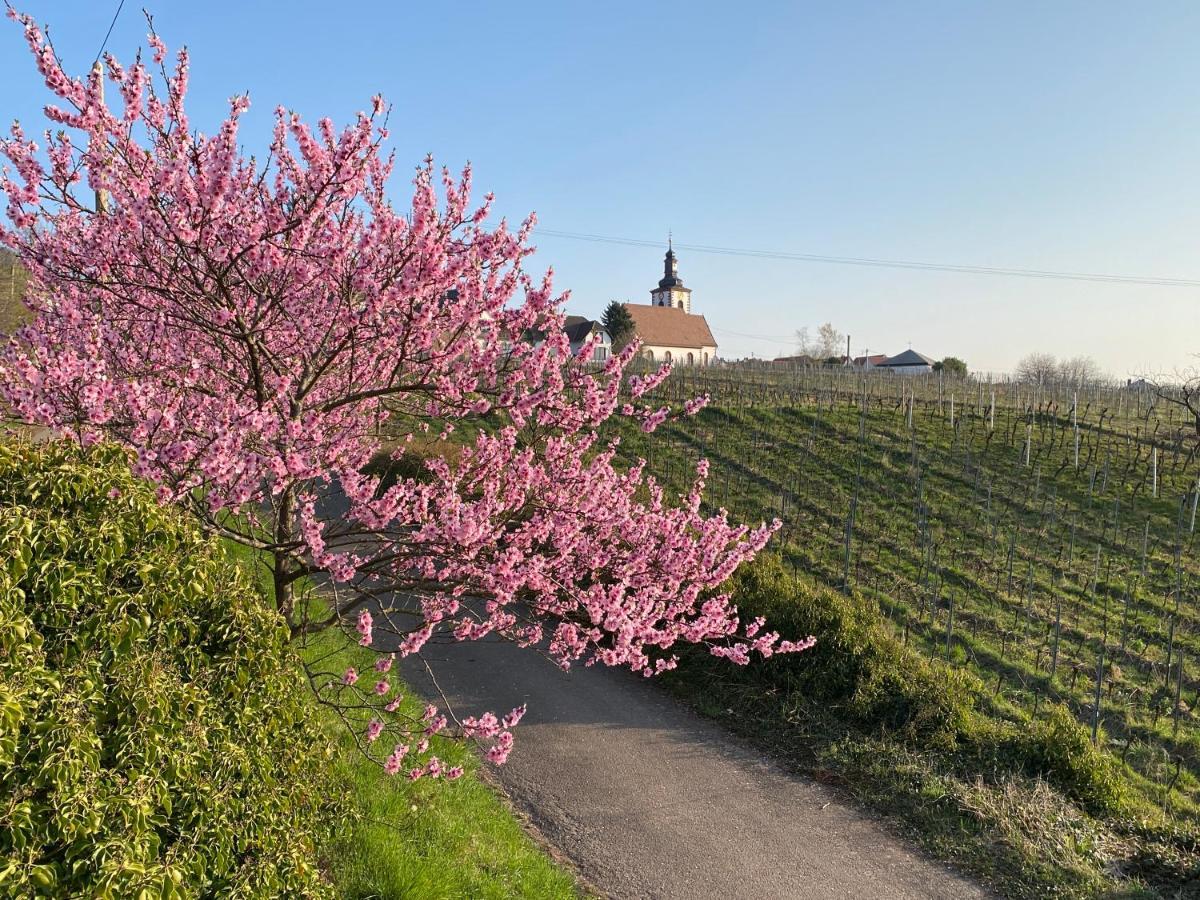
[0,441,332,898]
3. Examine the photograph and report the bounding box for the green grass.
[218,540,581,899]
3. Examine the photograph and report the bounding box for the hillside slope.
[608,369,1200,896]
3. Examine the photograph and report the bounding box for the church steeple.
[650,237,693,312]
[662,236,680,284]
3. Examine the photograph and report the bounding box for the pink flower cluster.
[356,608,373,647]
[0,9,814,778]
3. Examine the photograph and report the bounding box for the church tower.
[649,238,692,313]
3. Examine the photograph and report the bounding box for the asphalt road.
[399,636,989,900]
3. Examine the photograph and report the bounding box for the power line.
[94,0,126,63]
[710,326,795,345]
[535,228,1200,289]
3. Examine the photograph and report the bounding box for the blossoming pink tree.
[0,10,811,779]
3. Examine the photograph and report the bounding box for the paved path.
[400,636,988,900]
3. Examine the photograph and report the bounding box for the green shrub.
[0,441,332,898]
[726,553,976,746]
[991,705,1126,814]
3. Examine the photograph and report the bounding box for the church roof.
[653,281,691,294]
[623,303,716,349]
[877,349,936,368]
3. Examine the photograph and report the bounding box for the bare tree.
[1148,368,1200,439]
[1058,355,1102,387]
[1015,352,1058,385]
[794,326,812,356]
[815,322,843,360]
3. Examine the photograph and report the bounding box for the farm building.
[875,349,936,374]
[622,243,717,365]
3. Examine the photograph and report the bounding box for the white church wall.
[640,344,716,366]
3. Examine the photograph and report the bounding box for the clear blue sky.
[3,1,1199,376]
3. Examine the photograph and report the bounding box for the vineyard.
[619,364,1200,823]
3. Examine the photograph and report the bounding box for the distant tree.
[934,357,967,377]
[1015,352,1058,385]
[794,326,812,356]
[601,300,635,351]
[815,322,843,360]
[1057,355,1101,387]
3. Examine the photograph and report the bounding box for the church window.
[687,352,694,365]
[664,351,673,363]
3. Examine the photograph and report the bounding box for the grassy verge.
[220,541,581,899]
[299,624,580,899]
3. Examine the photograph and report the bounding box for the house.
[875,349,936,374]
[622,243,718,365]
[852,354,889,369]
[562,315,612,362]
[772,354,821,367]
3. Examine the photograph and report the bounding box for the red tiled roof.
[622,303,716,349]
[853,354,890,366]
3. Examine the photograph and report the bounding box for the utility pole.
[92,60,110,215]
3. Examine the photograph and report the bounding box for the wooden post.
[1191,473,1199,533]
[1072,391,1079,470]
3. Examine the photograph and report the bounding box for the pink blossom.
[0,8,809,787]
[356,608,373,647]
[502,705,526,729]
[383,744,408,775]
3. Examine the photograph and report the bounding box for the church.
[622,243,718,366]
